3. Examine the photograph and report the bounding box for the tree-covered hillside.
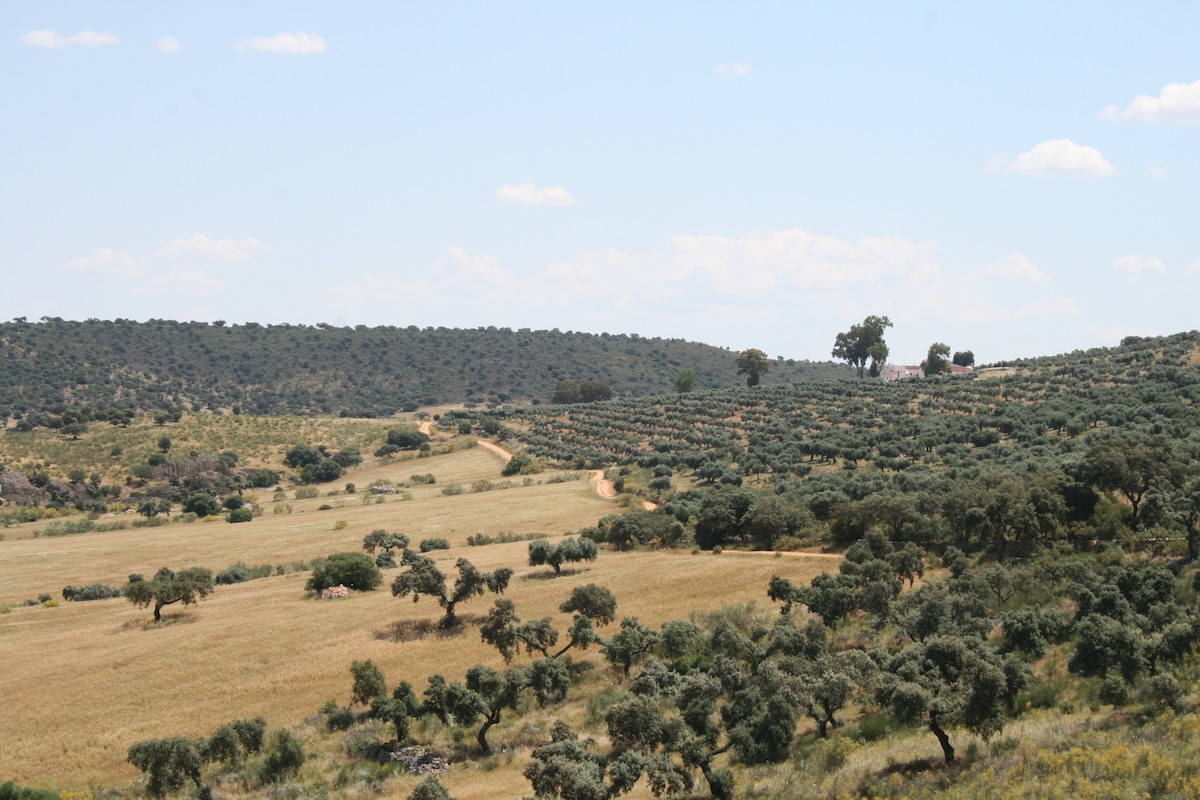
[0,318,848,416]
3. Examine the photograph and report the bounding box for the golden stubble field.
[0,444,837,796]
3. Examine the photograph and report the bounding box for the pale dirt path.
[476,440,513,462]
[592,469,617,498]
[418,420,434,435]
[592,469,658,510]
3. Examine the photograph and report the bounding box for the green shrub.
[409,473,436,485]
[62,583,122,601]
[409,777,454,800]
[306,552,383,593]
[227,507,253,523]
[441,484,464,496]
[260,730,305,783]
[419,538,451,552]
[41,518,95,537]
[0,780,59,800]
[295,486,319,500]
[1098,675,1131,707]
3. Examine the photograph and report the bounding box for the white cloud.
[155,36,182,55]
[987,139,1117,177]
[59,248,146,276]
[20,29,120,49]
[1147,165,1168,178]
[1188,260,1200,274]
[970,253,1050,283]
[234,32,327,55]
[716,61,751,78]
[147,270,224,295]
[495,183,576,207]
[1114,255,1166,274]
[155,234,262,260]
[955,298,1081,325]
[1099,80,1200,124]
[433,247,512,285]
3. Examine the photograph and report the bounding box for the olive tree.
[391,552,513,628]
[124,567,215,622]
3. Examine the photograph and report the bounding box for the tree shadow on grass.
[116,611,198,632]
[520,567,590,582]
[375,613,484,642]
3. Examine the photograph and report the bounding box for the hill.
[0,318,849,417]
[3,330,1200,800]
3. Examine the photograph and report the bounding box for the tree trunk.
[153,601,164,622]
[928,712,954,764]
[1186,525,1198,563]
[697,757,733,800]
[477,712,499,756]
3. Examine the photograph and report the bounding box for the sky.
[2,2,1198,366]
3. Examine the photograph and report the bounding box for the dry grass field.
[0,443,837,796]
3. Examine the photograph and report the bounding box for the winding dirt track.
[418,419,654,506]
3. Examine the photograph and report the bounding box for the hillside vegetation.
[3,329,1200,800]
[0,318,847,416]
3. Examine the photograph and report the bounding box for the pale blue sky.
[3,2,1198,365]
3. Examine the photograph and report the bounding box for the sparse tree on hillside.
[391,552,513,628]
[350,659,387,707]
[673,368,697,393]
[123,566,214,622]
[579,381,613,402]
[127,737,204,798]
[832,315,893,378]
[528,536,599,575]
[552,380,582,404]
[952,350,975,367]
[922,343,951,376]
[306,552,383,593]
[735,348,771,387]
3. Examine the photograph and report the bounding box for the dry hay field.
[0,444,838,797]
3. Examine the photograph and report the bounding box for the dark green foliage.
[283,444,322,468]
[524,723,609,800]
[61,582,121,601]
[350,659,387,706]
[259,730,305,783]
[0,319,845,417]
[832,315,892,378]
[230,717,267,753]
[306,552,383,593]
[300,459,345,484]
[560,584,617,626]
[0,782,59,800]
[245,468,279,488]
[408,777,455,800]
[386,429,430,450]
[226,507,253,523]
[735,348,771,387]
[181,492,221,517]
[419,538,451,552]
[127,736,204,797]
[528,536,599,574]
[1069,615,1147,683]
[502,453,535,476]
[124,566,214,622]
[603,617,660,676]
[392,552,513,627]
[203,725,244,764]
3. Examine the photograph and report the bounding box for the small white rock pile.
[320,585,351,599]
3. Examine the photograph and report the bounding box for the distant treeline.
[0,318,849,417]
